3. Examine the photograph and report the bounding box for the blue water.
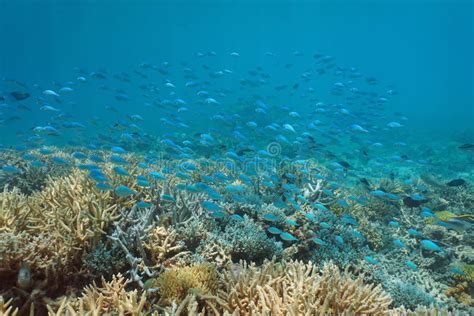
[1,0,473,135]
[1,0,473,314]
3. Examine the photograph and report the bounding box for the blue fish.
[161,194,175,202]
[111,146,127,154]
[311,237,326,246]
[113,166,130,176]
[149,171,166,180]
[405,260,418,271]
[136,200,153,208]
[280,232,298,241]
[364,255,379,265]
[393,239,407,249]
[96,183,114,191]
[31,160,45,168]
[2,165,21,173]
[263,213,279,222]
[388,220,400,228]
[110,155,129,165]
[420,240,444,253]
[201,200,222,212]
[72,151,87,159]
[230,214,244,221]
[115,185,137,197]
[267,226,282,235]
[226,184,246,193]
[408,228,421,236]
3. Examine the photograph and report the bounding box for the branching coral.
[0,296,18,316]
[219,260,392,315]
[144,226,189,268]
[46,274,148,315]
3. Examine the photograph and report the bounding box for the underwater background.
[0,0,473,315]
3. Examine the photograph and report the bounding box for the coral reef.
[0,148,473,314]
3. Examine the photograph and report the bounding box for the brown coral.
[46,274,148,315]
[154,263,220,305]
[144,226,189,268]
[219,260,392,315]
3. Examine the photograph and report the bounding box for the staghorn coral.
[219,259,392,315]
[46,274,148,315]
[0,169,124,314]
[144,226,189,268]
[0,296,19,316]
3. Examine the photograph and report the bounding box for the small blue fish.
[72,151,87,159]
[341,214,358,226]
[263,213,279,222]
[90,154,105,163]
[267,226,282,235]
[111,146,127,154]
[410,193,426,201]
[311,237,326,246]
[337,199,350,208]
[176,171,191,180]
[405,261,418,271]
[226,184,246,193]
[96,183,113,191]
[230,214,244,221]
[138,162,149,169]
[320,222,332,229]
[149,171,166,180]
[335,235,344,245]
[110,155,129,165]
[137,175,151,187]
[280,232,298,241]
[364,255,379,265]
[420,240,444,253]
[393,239,408,249]
[388,220,400,228]
[39,147,53,155]
[52,156,69,164]
[201,200,222,212]
[31,160,45,168]
[89,170,108,182]
[408,228,420,236]
[136,201,153,208]
[22,153,38,161]
[370,190,386,198]
[113,166,130,176]
[115,185,137,197]
[161,194,175,202]
[2,165,21,173]
[285,218,299,226]
[420,239,444,253]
